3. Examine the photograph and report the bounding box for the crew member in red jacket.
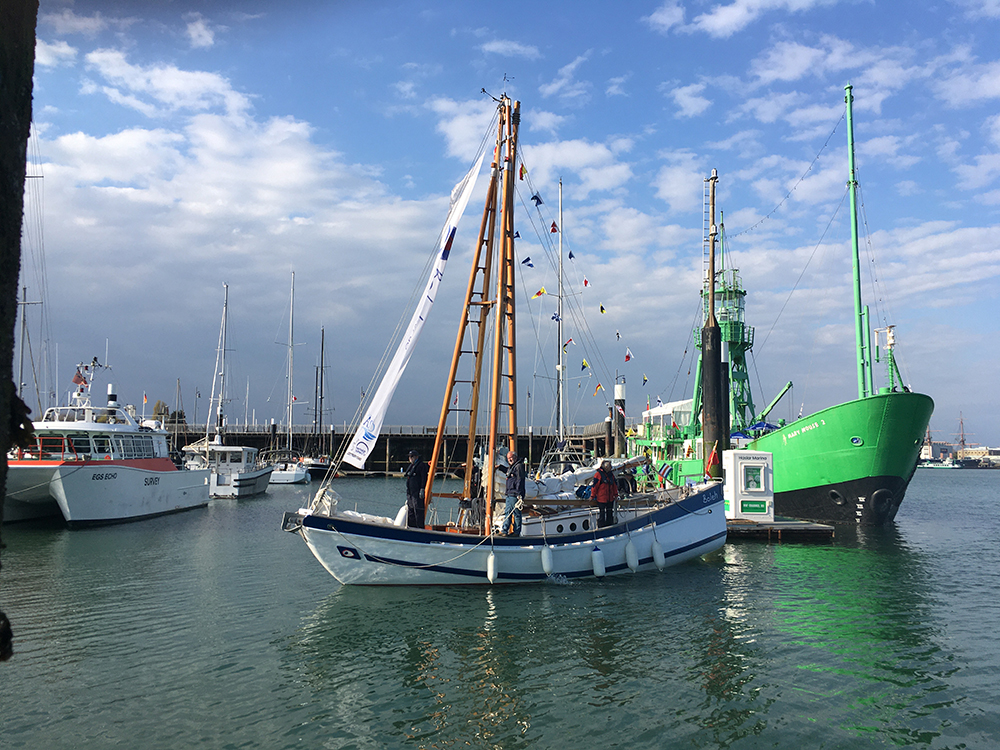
[591,459,618,528]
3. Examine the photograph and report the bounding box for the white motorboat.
[186,284,273,498]
[5,361,210,526]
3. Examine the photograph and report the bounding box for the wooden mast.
[424,97,519,533]
[485,97,520,530]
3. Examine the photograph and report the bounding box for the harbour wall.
[168,422,614,475]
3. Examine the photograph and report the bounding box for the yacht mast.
[557,178,565,443]
[287,271,295,451]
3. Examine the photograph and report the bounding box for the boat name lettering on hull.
[784,421,821,440]
[92,473,117,481]
[144,476,160,486]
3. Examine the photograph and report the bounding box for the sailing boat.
[264,272,310,484]
[281,95,726,585]
[631,86,933,526]
[301,326,333,479]
[183,284,273,497]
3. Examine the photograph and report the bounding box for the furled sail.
[342,152,486,468]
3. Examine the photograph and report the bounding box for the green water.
[1,471,997,748]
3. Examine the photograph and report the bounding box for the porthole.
[569,522,577,531]
[582,520,590,530]
[850,436,863,446]
[829,490,845,506]
[556,524,564,533]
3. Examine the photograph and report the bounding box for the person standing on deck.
[503,450,525,536]
[405,450,429,528]
[592,459,619,528]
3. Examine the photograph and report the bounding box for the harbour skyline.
[20,0,1000,446]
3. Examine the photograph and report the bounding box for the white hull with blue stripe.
[282,483,725,586]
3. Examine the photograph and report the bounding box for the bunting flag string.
[600,304,606,314]
[550,221,558,233]
[551,312,561,321]
[581,358,590,371]
[563,337,574,352]
[583,277,589,287]
[624,347,633,362]
[568,250,574,260]
[643,373,648,386]
[593,383,604,396]
[531,193,543,206]
[521,256,532,267]
[531,287,546,299]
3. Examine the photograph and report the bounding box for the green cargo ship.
[630,85,933,526]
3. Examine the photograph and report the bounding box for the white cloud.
[685,0,841,38]
[653,152,703,213]
[528,109,566,135]
[606,75,630,97]
[935,60,1000,106]
[859,135,920,169]
[539,54,592,105]
[733,92,803,124]
[84,49,250,117]
[671,82,711,118]
[185,15,216,49]
[644,2,685,33]
[480,40,541,59]
[954,0,1000,18]
[35,39,77,68]
[751,41,828,84]
[427,97,499,161]
[521,139,633,197]
[40,9,112,36]
[987,113,1000,147]
[953,153,1000,190]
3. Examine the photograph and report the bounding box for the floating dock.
[726,518,835,541]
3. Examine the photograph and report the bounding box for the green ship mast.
[845,83,871,399]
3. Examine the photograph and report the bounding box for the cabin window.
[743,465,764,492]
[230,452,242,464]
[93,435,112,454]
[114,435,135,459]
[69,434,92,456]
[135,435,154,458]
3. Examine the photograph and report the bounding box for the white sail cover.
[343,152,486,468]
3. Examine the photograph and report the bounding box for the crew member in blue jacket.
[503,450,526,536]
[405,449,429,528]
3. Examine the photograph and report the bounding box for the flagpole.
[557,177,564,443]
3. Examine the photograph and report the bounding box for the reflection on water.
[2,473,998,748]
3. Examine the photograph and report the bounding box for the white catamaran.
[281,95,726,585]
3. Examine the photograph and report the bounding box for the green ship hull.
[747,391,933,525]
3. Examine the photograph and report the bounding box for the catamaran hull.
[283,484,726,585]
[749,391,933,526]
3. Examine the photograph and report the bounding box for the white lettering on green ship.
[783,420,825,440]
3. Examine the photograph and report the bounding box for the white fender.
[393,504,408,527]
[625,539,639,572]
[591,546,606,577]
[487,551,497,583]
[651,538,665,570]
[541,545,554,576]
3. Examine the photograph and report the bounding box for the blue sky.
[20,0,1000,448]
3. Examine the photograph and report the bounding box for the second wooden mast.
[424,96,520,533]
